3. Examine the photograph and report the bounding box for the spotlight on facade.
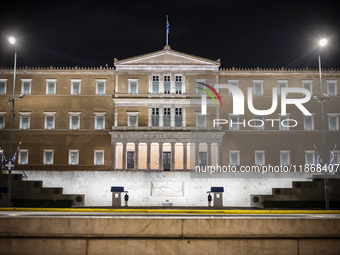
[319,38,327,47]
[18,93,26,99]
[8,37,16,45]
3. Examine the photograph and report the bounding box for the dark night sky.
[0,0,339,69]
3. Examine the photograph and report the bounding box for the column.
[215,75,220,124]
[114,106,118,126]
[115,74,118,95]
[159,142,163,170]
[134,143,139,170]
[148,75,152,95]
[183,142,187,170]
[148,106,152,126]
[171,74,175,94]
[171,105,175,127]
[217,143,222,166]
[195,142,200,167]
[182,106,186,127]
[171,142,175,171]
[159,106,164,127]
[111,142,116,170]
[207,142,212,167]
[182,75,186,94]
[160,76,164,94]
[216,106,220,127]
[147,142,151,170]
[122,142,127,170]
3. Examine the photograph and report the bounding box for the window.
[43,150,54,165]
[304,116,314,131]
[253,80,263,95]
[19,112,31,129]
[280,151,290,166]
[18,149,29,165]
[94,150,104,165]
[163,108,171,127]
[164,76,171,94]
[128,116,137,126]
[228,80,239,95]
[128,79,138,94]
[46,79,56,95]
[254,116,264,130]
[327,80,337,96]
[279,116,289,131]
[44,112,56,130]
[127,112,139,127]
[152,108,159,127]
[229,116,239,130]
[94,113,105,130]
[95,115,105,129]
[305,151,315,165]
[175,108,182,127]
[0,113,5,129]
[255,151,265,165]
[230,151,240,166]
[302,80,312,94]
[175,76,182,94]
[196,79,206,94]
[71,79,81,95]
[0,79,7,94]
[69,150,79,165]
[278,80,288,95]
[196,114,206,127]
[96,80,106,95]
[21,79,32,95]
[152,76,159,94]
[69,112,81,129]
[328,114,339,131]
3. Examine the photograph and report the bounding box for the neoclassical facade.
[0,45,339,172]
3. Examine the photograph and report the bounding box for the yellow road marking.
[1,208,340,214]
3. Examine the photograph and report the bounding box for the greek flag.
[167,20,170,34]
[10,141,22,162]
[0,148,7,168]
[1,148,7,169]
[315,149,323,168]
[329,148,336,174]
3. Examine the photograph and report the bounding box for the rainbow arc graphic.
[197,82,222,106]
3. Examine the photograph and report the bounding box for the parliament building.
[0,45,339,207]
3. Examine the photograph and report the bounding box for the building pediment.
[114,45,220,71]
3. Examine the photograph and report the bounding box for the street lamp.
[317,38,329,210]
[6,36,17,207]
[9,37,16,45]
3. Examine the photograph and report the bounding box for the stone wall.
[14,170,310,207]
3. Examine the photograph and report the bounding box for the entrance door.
[163,152,171,171]
[127,151,135,169]
[199,152,207,168]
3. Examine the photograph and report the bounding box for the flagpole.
[318,53,330,210]
[6,49,17,207]
[166,15,168,45]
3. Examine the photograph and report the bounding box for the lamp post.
[318,38,329,210]
[6,36,17,207]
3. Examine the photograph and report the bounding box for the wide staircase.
[0,172,84,207]
[251,175,340,209]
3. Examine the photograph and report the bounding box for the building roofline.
[114,45,221,66]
